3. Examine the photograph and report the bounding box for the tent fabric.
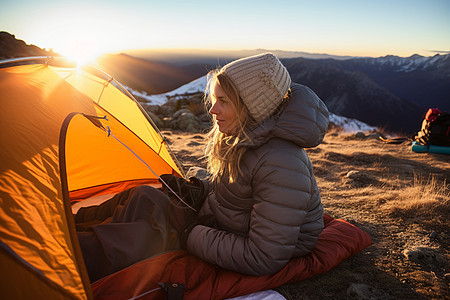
[0,240,78,299]
[0,64,95,299]
[91,214,372,300]
[0,58,183,299]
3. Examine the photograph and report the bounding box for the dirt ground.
[162,130,450,300]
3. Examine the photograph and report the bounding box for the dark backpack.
[414,108,450,146]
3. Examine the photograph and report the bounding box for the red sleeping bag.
[91,214,372,299]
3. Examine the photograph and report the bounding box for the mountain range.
[1,31,448,134]
[292,55,450,111]
[280,54,449,133]
[97,51,449,133]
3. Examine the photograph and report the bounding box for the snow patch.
[329,113,377,133]
[125,76,208,105]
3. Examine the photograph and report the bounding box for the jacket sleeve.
[186,148,313,275]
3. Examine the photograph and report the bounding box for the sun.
[58,38,103,67]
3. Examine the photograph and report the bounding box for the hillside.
[0,31,56,59]
[304,55,450,112]
[164,129,450,300]
[281,57,425,133]
[95,53,209,94]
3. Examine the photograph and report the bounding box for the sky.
[1,0,449,62]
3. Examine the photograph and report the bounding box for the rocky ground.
[162,129,450,300]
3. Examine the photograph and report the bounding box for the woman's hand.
[159,174,207,211]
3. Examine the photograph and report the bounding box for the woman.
[164,52,329,275]
[76,52,329,281]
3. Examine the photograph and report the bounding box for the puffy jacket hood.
[244,83,329,149]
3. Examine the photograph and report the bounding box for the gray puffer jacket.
[187,83,329,276]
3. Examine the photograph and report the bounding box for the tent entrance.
[59,111,177,204]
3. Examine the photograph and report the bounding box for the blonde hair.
[204,70,256,183]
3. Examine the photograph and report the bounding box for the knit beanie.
[220,53,291,122]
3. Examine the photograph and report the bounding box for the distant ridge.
[123,48,356,66]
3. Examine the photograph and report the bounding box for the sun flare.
[19,3,119,67]
[58,38,103,67]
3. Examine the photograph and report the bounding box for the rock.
[345,170,378,187]
[186,167,210,180]
[170,111,201,132]
[346,170,361,179]
[355,132,366,139]
[403,247,447,267]
[366,132,382,140]
[173,109,192,119]
[346,170,372,181]
[347,283,392,299]
[159,104,176,116]
[143,92,212,132]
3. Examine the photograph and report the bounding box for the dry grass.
[166,130,450,300]
[382,175,449,216]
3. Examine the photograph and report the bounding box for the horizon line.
[110,48,449,59]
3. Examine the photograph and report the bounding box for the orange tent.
[0,57,183,299]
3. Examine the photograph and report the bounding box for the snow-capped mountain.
[287,54,449,114]
[355,54,450,73]
[129,76,377,133]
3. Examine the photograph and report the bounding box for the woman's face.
[210,82,242,134]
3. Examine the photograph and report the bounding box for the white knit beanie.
[220,53,291,122]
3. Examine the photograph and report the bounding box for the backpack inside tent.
[0,57,371,300]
